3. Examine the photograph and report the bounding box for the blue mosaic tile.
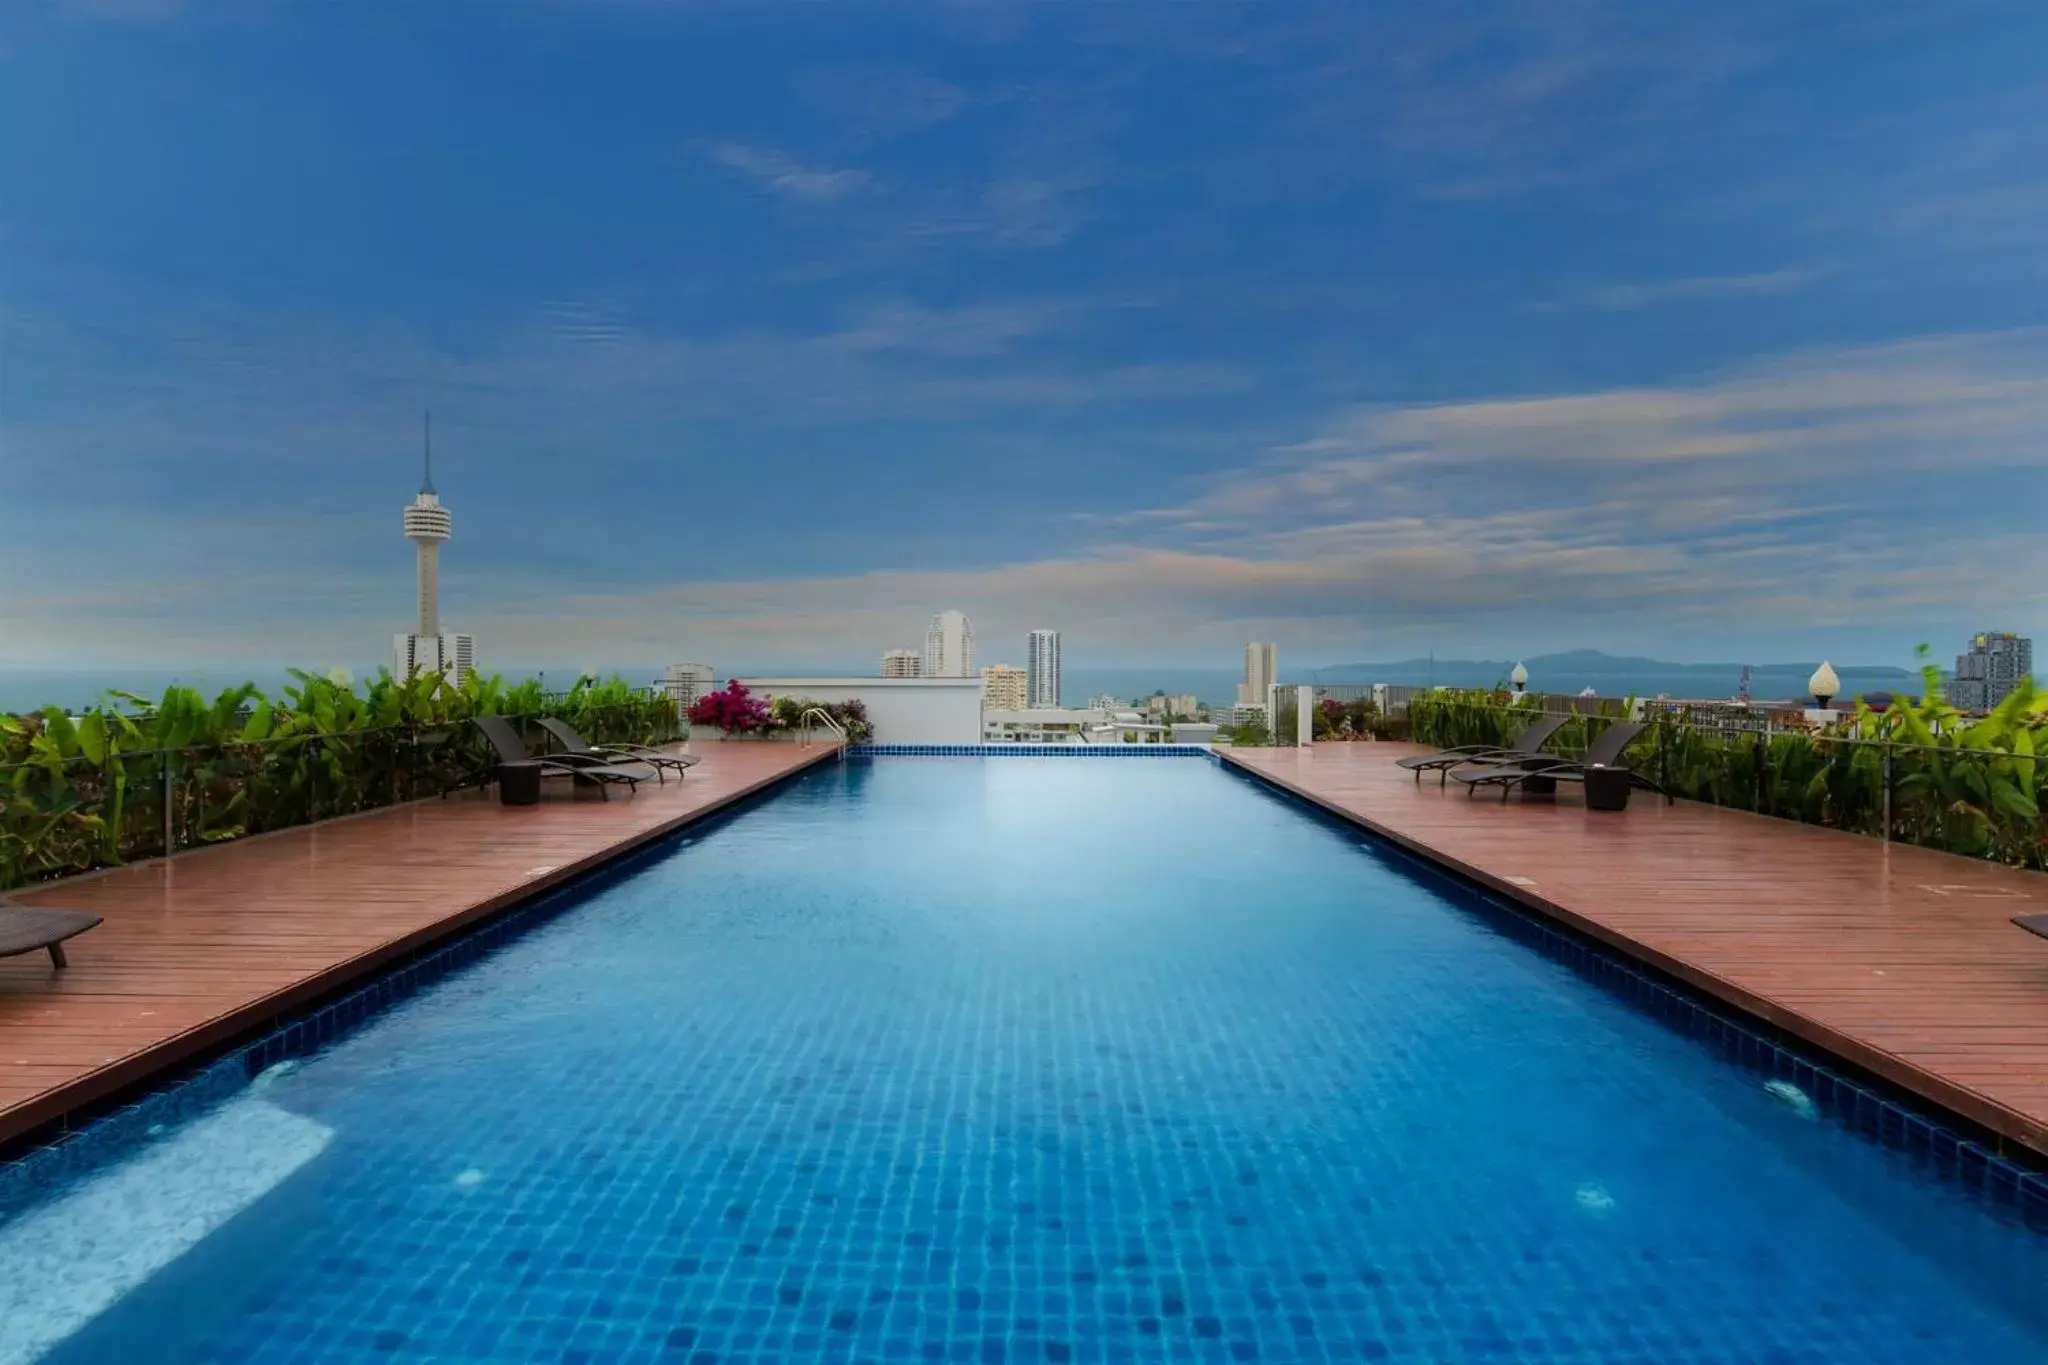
[5,758,2048,1364]
[852,744,1217,758]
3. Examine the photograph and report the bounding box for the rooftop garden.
[687,682,874,743]
[0,670,680,892]
[1410,649,2048,869]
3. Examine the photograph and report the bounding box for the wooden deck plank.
[1222,742,2048,1157]
[0,740,837,1146]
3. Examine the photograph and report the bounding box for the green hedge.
[1410,673,2048,869]
[0,670,681,891]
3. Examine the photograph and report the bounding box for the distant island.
[1316,649,1920,702]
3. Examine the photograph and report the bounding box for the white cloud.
[58,0,185,19]
[695,139,872,202]
[1532,269,1820,312]
[1156,329,2048,538]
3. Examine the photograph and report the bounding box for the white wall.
[736,677,983,744]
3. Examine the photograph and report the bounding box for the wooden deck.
[0,740,838,1148]
[1223,742,2048,1157]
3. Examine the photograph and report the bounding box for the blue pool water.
[8,758,2048,1363]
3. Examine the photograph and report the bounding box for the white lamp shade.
[1809,661,1840,698]
[1510,662,1529,686]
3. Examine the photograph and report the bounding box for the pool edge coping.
[1217,747,2048,1220]
[0,744,843,1158]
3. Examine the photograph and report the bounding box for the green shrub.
[0,669,681,891]
[1408,660,2048,869]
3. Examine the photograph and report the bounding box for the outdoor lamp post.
[1510,662,1528,695]
[1809,660,1840,710]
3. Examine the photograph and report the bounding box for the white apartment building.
[881,649,923,678]
[1144,693,1201,719]
[1027,629,1062,708]
[924,610,975,678]
[1237,642,1277,706]
[394,632,475,687]
[661,663,716,709]
[982,707,1219,746]
[1086,693,1124,712]
[983,707,1099,743]
[981,663,1030,710]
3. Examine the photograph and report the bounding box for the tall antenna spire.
[420,410,436,496]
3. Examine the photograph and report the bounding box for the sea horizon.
[0,658,1973,716]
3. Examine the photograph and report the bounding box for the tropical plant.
[0,668,680,892]
[764,695,875,743]
[1407,656,2048,869]
[687,681,772,735]
[1227,713,1272,746]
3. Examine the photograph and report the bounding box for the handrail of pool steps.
[796,707,847,758]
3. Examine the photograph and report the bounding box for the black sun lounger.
[1449,719,1667,803]
[1395,713,1569,785]
[471,715,648,800]
[535,717,698,782]
[0,902,103,969]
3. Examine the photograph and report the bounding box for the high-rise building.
[1952,632,2034,712]
[1027,629,1061,708]
[924,610,974,678]
[881,649,923,678]
[662,663,716,709]
[393,414,474,685]
[980,664,1029,710]
[1237,642,1277,706]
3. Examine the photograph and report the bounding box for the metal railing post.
[1882,741,1893,843]
[162,750,175,856]
[307,736,320,824]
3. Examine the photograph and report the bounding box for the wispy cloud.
[57,0,184,19]
[694,139,872,202]
[1156,328,2048,533]
[10,320,2045,669]
[1532,269,1820,313]
[792,65,975,140]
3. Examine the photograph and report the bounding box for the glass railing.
[0,704,680,893]
[1409,700,2047,869]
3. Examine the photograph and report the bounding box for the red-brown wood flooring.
[1224,742,2048,1157]
[0,740,837,1146]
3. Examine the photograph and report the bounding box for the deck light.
[1510,662,1528,694]
[1809,661,1839,710]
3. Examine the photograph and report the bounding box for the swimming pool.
[6,757,2048,1362]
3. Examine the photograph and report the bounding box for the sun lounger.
[1450,720,1666,803]
[1396,713,1569,785]
[0,902,103,969]
[535,717,698,782]
[469,716,647,800]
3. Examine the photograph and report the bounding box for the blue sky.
[3,0,2046,675]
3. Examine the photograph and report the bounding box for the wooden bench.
[0,904,104,969]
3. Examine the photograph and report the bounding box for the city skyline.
[3,4,2046,671]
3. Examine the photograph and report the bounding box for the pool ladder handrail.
[796,707,847,759]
